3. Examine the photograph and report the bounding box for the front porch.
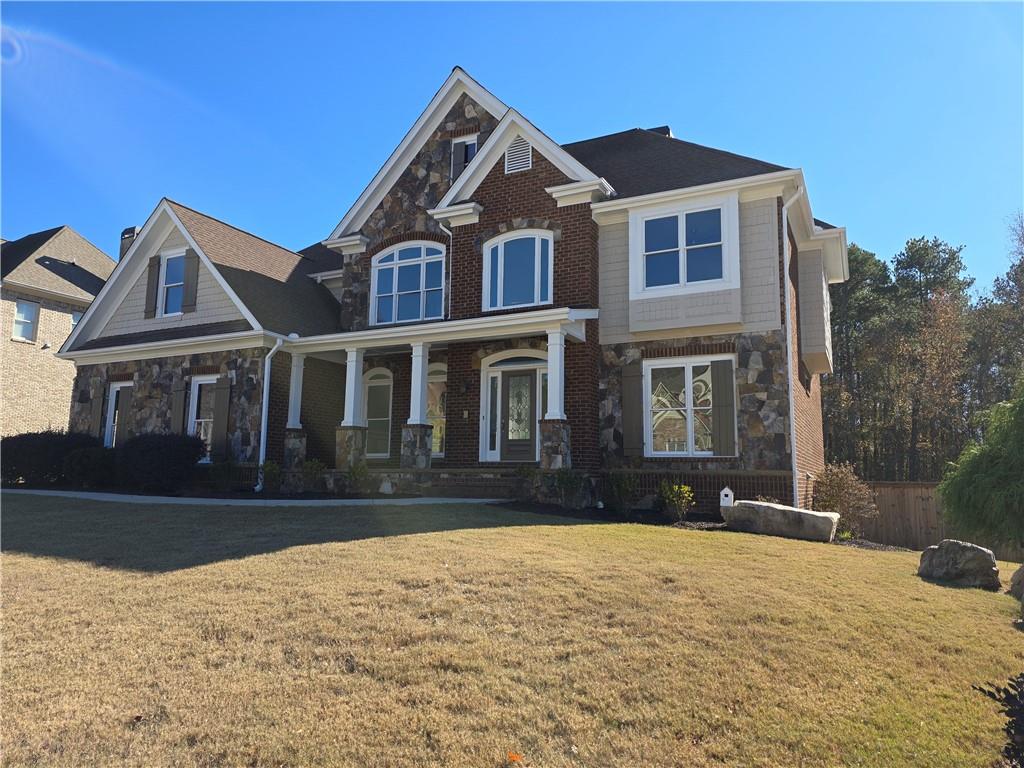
[275,307,599,476]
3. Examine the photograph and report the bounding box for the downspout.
[254,336,285,492]
[781,185,804,507]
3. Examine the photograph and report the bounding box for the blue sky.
[2,2,1021,292]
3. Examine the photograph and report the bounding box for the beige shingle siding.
[98,230,245,338]
[797,248,833,374]
[597,198,782,344]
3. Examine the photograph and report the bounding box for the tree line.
[823,212,1024,481]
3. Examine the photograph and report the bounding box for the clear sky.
[2,2,1021,292]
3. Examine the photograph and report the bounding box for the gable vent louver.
[504,136,533,174]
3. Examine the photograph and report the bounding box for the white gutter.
[781,185,805,507]
[254,336,286,492]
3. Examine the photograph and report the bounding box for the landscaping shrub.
[605,472,639,512]
[302,458,326,491]
[260,461,282,493]
[658,481,696,522]
[1,430,101,485]
[116,434,205,493]
[940,381,1024,544]
[346,461,369,496]
[62,447,116,489]
[554,467,585,508]
[209,461,235,492]
[813,462,879,538]
[975,672,1024,766]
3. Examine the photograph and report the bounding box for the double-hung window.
[643,208,723,288]
[159,251,185,316]
[642,355,736,457]
[482,230,553,311]
[188,375,219,462]
[12,300,39,342]
[363,369,393,458]
[371,243,444,325]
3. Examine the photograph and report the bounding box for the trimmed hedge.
[62,447,117,489]
[116,434,206,493]
[0,430,101,485]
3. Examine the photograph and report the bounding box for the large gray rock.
[721,500,839,543]
[917,539,1001,590]
[1008,564,1024,600]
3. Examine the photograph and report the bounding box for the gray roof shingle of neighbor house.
[562,127,789,199]
[1,225,115,300]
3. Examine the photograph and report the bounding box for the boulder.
[1009,564,1024,600]
[917,539,1000,590]
[721,500,839,543]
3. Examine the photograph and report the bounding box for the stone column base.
[400,423,434,470]
[283,428,307,471]
[539,419,572,470]
[335,425,368,469]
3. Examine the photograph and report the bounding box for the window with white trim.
[363,368,393,458]
[427,363,447,457]
[642,355,736,457]
[643,207,723,288]
[451,135,477,180]
[482,230,553,311]
[370,243,445,325]
[12,300,39,341]
[159,250,185,316]
[104,381,132,448]
[70,311,83,330]
[188,375,218,462]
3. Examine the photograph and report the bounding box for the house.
[1,226,115,436]
[59,68,848,507]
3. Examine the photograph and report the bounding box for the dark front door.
[500,370,536,462]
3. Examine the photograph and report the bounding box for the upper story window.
[12,299,39,342]
[451,135,477,180]
[70,311,83,330]
[482,230,553,312]
[628,192,739,300]
[370,242,445,326]
[159,250,185,316]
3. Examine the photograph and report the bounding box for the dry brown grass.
[2,494,1020,767]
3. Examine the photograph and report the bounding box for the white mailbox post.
[720,486,735,508]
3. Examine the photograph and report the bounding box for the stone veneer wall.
[70,348,265,462]
[598,331,792,473]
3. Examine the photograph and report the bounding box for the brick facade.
[1,288,86,436]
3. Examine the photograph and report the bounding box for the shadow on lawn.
[2,497,598,573]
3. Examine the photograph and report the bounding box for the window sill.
[10,336,36,345]
[370,316,445,329]
[159,312,184,319]
[634,279,736,301]
[483,300,553,313]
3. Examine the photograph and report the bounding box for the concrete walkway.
[2,488,504,508]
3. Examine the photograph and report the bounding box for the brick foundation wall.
[787,227,826,507]
[1,288,87,436]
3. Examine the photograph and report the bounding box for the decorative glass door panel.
[500,371,535,461]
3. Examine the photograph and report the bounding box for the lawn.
[2,495,1020,767]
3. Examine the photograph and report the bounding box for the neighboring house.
[1,226,115,436]
[60,68,848,506]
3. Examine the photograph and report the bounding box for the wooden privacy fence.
[864,482,1023,563]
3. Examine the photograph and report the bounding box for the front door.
[501,370,536,461]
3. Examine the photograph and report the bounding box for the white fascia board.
[590,169,802,223]
[57,330,277,365]
[1,280,92,307]
[436,109,601,209]
[162,204,262,331]
[545,178,616,208]
[426,202,482,228]
[327,68,509,241]
[811,227,849,283]
[288,307,599,355]
[60,199,170,354]
[322,233,368,255]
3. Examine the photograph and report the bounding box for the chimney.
[119,226,140,259]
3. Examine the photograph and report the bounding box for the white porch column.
[408,341,430,425]
[341,347,365,426]
[286,353,306,429]
[545,327,566,420]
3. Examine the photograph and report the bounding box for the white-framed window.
[104,381,132,448]
[158,249,186,316]
[628,192,740,300]
[451,134,477,180]
[12,299,39,342]
[363,368,393,458]
[370,242,445,326]
[482,230,553,312]
[70,311,83,330]
[188,375,219,462]
[642,354,736,457]
[427,363,447,457]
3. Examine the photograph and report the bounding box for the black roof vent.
[646,125,673,137]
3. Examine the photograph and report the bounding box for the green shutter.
[711,360,736,456]
[452,141,466,180]
[170,379,187,434]
[143,256,160,319]
[89,393,104,439]
[114,386,133,446]
[622,361,643,457]
[210,375,231,462]
[181,249,200,314]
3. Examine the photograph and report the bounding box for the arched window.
[482,230,553,311]
[370,242,445,326]
[427,363,447,457]
[363,368,393,458]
